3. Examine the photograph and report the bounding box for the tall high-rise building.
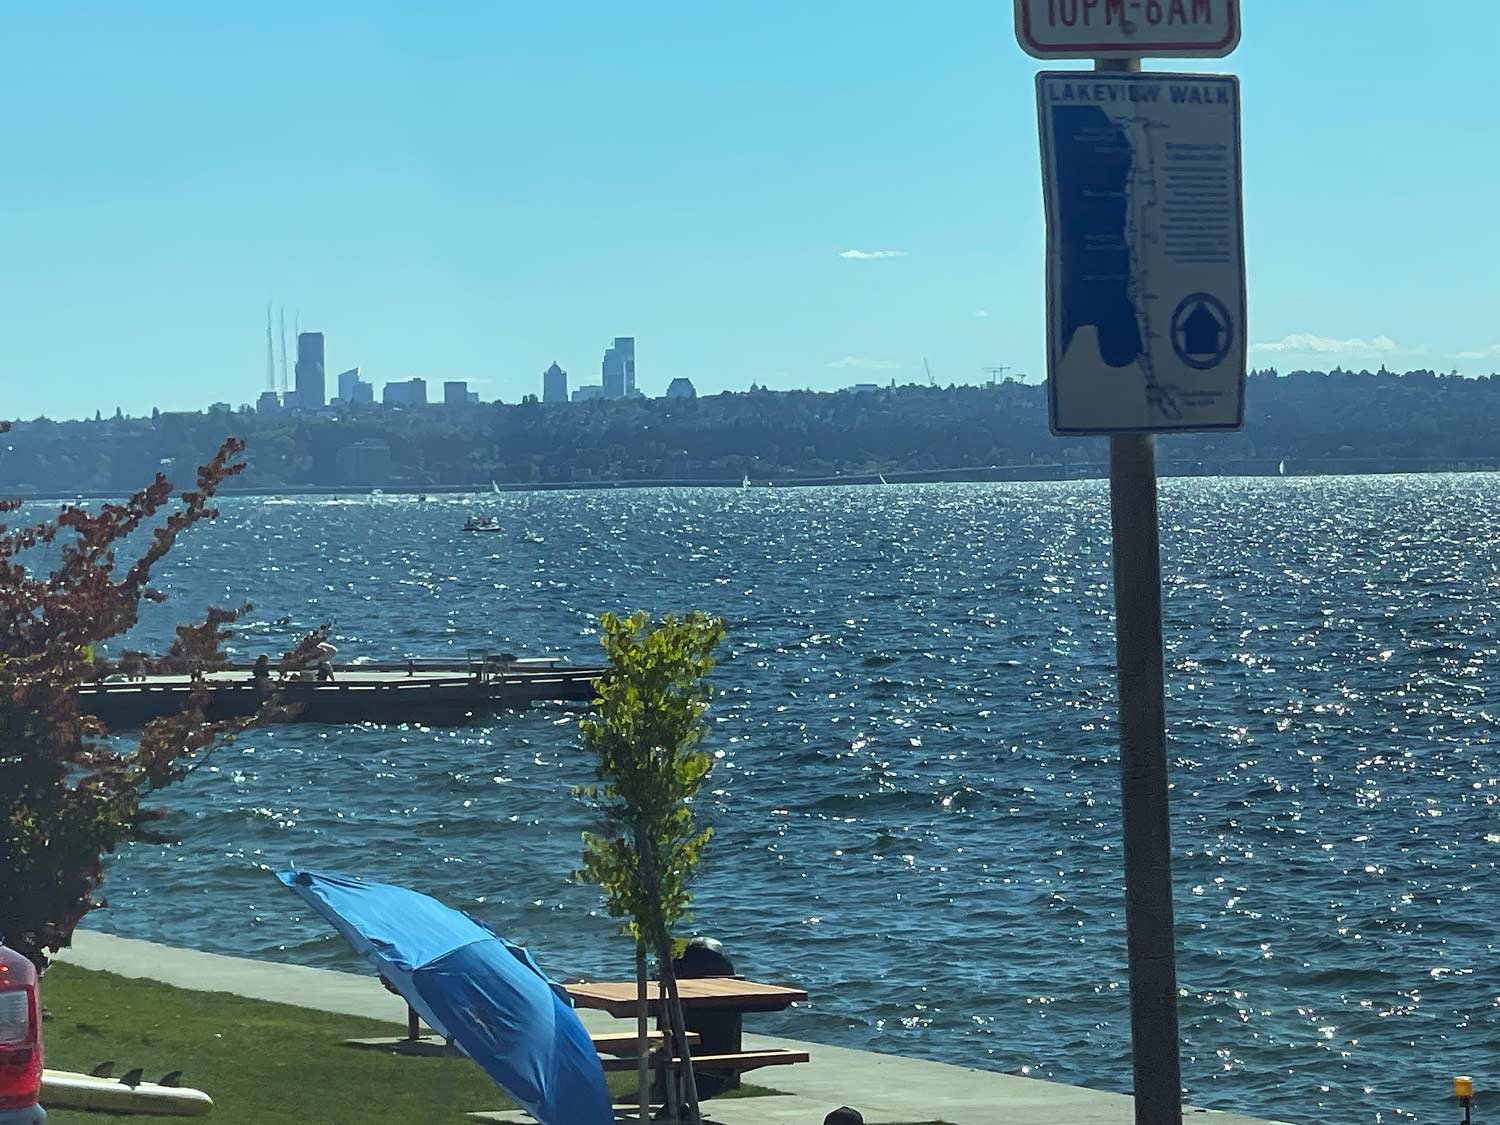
[601,337,635,399]
[335,368,375,405]
[543,361,568,403]
[443,380,469,406]
[620,338,635,397]
[295,332,326,409]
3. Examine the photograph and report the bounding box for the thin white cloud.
[1251,332,1418,359]
[973,309,990,319]
[1454,344,1500,360]
[838,249,908,260]
[826,356,903,370]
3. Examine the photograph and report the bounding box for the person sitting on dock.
[317,660,336,682]
[252,654,272,689]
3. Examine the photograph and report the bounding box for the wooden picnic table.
[564,976,806,1019]
[567,976,811,1083]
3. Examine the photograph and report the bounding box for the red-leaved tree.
[0,434,315,968]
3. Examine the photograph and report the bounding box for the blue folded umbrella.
[278,870,613,1125]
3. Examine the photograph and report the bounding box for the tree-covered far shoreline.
[4,368,1499,495]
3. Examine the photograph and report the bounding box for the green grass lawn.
[38,963,773,1124]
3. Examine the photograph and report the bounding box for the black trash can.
[660,937,741,1098]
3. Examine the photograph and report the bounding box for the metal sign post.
[1110,432,1180,1125]
[1098,53,1182,1125]
[1100,55,1182,1125]
[1023,5,1245,1117]
[1027,26,1250,1116]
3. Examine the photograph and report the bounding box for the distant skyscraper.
[601,337,635,399]
[352,381,374,405]
[383,378,427,406]
[336,368,362,403]
[543,361,568,403]
[295,332,326,409]
[443,380,469,406]
[256,390,281,413]
[664,377,696,399]
[619,338,635,397]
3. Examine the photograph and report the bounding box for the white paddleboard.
[41,1070,214,1117]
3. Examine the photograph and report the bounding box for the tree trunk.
[634,828,699,1124]
[660,994,684,1125]
[657,945,702,1124]
[637,942,651,1123]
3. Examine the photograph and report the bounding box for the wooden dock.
[77,658,603,728]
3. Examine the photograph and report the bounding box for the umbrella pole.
[637,942,651,1123]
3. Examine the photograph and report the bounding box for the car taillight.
[0,946,42,1111]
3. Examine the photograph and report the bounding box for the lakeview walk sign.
[1037,71,1245,434]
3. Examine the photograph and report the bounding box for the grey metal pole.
[1092,52,1181,1125]
[1108,430,1183,1125]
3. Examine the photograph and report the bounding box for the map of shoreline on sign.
[1037,72,1246,435]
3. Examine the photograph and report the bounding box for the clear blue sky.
[3,2,1497,419]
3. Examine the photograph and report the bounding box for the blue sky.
[3,2,1497,419]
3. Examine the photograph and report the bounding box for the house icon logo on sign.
[1170,293,1233,370]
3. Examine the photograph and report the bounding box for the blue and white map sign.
[1037,72,1246,435]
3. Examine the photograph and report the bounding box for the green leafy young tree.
[577,610,725,1124]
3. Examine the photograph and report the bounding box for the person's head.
[254,654,269,668]
[824,1110,863,1125]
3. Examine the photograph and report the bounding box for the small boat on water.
[464,515,503,532]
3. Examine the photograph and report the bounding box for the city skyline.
[3,3,1497,420]
[243,327,654,416]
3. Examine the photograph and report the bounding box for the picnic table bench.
[565,976,809,1078]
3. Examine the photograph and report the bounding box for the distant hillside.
[4,369,1499,495]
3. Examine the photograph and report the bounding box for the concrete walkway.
[59,930,1294,1125]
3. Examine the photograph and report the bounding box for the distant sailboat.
[741,475,750,490]
[492,480,502,494]
[1278,461,1286,476]
[878,474,888,486]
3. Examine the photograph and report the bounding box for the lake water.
[85,477,1499,1124]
